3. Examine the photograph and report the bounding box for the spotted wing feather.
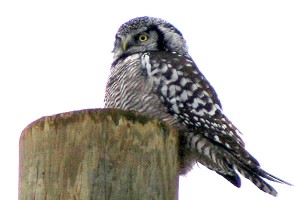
[141,51,292,196]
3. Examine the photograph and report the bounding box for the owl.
[104,16,291,196]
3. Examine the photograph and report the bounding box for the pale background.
[1,0,299,199]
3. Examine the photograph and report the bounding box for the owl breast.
[104,53,179,126]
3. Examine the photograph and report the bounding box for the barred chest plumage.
[104,52,180,127]
[105,50,225,131]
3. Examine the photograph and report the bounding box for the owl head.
[113,16,189,62]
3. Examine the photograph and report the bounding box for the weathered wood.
[19,108,179,200]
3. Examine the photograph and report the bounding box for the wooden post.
[19,108,179,200]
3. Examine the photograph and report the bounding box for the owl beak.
[122,37,134,52]
[122,42,128,51]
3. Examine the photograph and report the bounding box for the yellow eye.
[138,34,148,42]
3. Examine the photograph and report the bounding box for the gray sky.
[1,0,299,199]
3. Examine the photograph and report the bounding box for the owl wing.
[141,51,291,196]
[142,51,245,149]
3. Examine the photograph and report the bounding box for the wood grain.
[19,108,179,200]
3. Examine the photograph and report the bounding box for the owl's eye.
[138,34,149,42]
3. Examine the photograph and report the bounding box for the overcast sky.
[1,0,299,199]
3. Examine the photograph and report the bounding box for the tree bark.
[19,108,179,200]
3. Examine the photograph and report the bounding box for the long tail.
[184,131,292,196]
[234,163,292,196]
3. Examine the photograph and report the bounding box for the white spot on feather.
[180,90,188,101]
[172,104,179,113]
[161,85,168,96]
[214,135,220,142]
[180,78,187,87]
[169,69,179,83]
[169,85,176,97]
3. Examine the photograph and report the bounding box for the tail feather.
[186,131,292,196]
[224,144,292,196]
[253,168,293,186]
[234,164,279,196]
[217,171,241,188]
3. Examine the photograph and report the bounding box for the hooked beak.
[122,36,134,52]
[122,41,128,51]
